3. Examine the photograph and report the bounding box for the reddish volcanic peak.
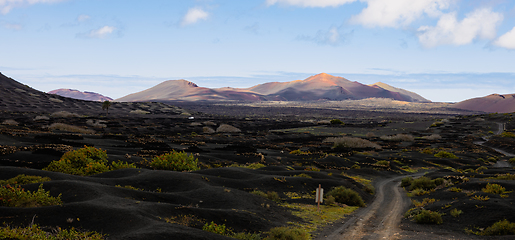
[304,73,351,86]
[453,93,515,113]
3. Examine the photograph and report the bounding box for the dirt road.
[321,173,425,240]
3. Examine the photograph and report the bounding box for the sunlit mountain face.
[116,73,429,103]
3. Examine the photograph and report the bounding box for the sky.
[1,0,515,102]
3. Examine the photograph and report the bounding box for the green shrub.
[289,149,310,155]
[304,166,320,171]
[0,184,62,208]
[330,119,344,125]
[410,188,432,196]
[509,158,515,164]
[232,232,262,240]
[251,190,267,198]
[351,164,360,169]
[264,227,310,240]
[326,186,365,207]
[0,174,51,186]
[482,183,507,195]
[448,187,462,192]
[481,219,515,235]
[500,131,515,138]
[0,224,105,240]
[413,210,443,224]
[266,191,281,202]
[44,146,136,176]
[420,148,436,154]
[44,146,109,176]
[410,177,435,191]
[434,151,458,159]
[111,161,137,170]
[325,195,336,206]
[375,160,389,167]
[203,222,227,235]
[150,150,199,171]
[401,177,413,188]
[250,190,281,202]
[433,178,445,186]
[292,173,312,178]
[450,208,462,217]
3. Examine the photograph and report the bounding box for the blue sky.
[1,0,514,102]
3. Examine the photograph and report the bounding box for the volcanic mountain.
[368,82,429,103]
[48,89,113,102]
[452,94,515,113]
[0,72,187,116]
[116,73,430,102]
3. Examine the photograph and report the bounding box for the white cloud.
[494,27,515,49]
[77,14,90,22]
[417,8,503,48]
[80,26,115,39]
[181,7,209,26]
[265,0,356,7]
[0,0,66,14]
[351,0,453,28]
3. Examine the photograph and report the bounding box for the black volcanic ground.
[1,73,515,239]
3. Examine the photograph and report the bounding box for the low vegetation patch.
[44,146,136,176]
[375,160,389,167]
[413,210,443,224]
[482,183,509,195]
[0,184,62,207]
[264,227,310,240]
[467,219,515,236]
[342,173,375,195]
[292,173,312,178]
[149,150,199,171]
[280,202,357,235]
[0,224,105,240]
[500,131,515,138]
[412,198,437,208]
[228,162,266,169]
[326,186,365,207]
[324,136,381,149]
[450,208,462,217]
[490,173,515,180]
[251,190,281,202]
[289,149,311,155]
[0,174,51,186]
[434,151,458,159]
[409,176,444,191]
[330,119,344,125]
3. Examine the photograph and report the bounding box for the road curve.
[323,172,425,240]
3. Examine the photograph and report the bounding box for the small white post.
[315,184,323,212]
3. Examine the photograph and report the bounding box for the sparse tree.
[102,101,111,116]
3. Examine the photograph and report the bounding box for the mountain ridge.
[452,94,515,113]
[48,89,113,102]
[116,73,431,103]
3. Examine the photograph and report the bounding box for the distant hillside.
[368,82,430,103]
[116,73,429,103]
[48,89,113,102]
[452,94,515,113]
[0,72,188,115]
